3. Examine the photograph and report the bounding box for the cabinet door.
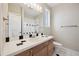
[31,41,48,55]
[48,39,54,56]
[15,49,31,56]
[33,47,48,56]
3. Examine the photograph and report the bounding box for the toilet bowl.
[53,41,66,55]
[53,41,63,51]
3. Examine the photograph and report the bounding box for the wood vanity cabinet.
[48,39,54,56]
[31,41,48,56]
[15,39,54,56]
[32,46,48,56]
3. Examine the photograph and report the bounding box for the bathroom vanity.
[16,38,54,56]
[2,36,54,56]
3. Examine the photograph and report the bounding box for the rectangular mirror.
[23,3,44,38]
[7,3,51,42]
[8,3,22,41]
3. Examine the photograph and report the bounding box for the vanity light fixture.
[24,3,43,12]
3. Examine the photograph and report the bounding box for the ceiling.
[47,3,60,8]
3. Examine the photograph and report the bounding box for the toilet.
[53,41,63,51]
[53,41,64,56]
[53,41,63,47]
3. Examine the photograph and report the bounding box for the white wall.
[52,3,79,51]
[0,3,2,56]
[0,4,5,55]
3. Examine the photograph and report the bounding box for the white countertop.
[2,36,54,56]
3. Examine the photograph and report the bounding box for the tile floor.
[52,46,79,56]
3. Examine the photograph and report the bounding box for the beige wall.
[52,3,79,52]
